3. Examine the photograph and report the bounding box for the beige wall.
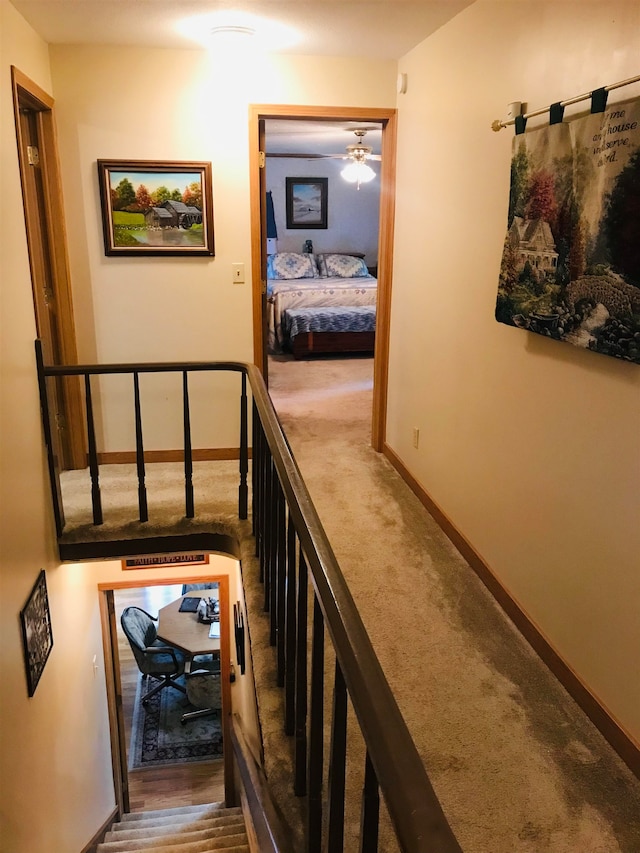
[49,45,396,452]
[0,13,395,849]
[388,0,640,740]
[0,5,117,851]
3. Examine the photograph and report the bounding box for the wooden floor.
[114,584,225,812]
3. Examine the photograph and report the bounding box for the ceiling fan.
[266,127,381,161]
[266,128,381,188]
[339,130,379,186]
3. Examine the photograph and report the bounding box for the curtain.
[266,190,277,239]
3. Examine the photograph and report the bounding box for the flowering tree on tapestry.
[496,98,640,364]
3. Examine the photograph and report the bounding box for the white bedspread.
[267,275,377,352]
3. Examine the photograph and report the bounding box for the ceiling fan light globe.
[341,161,376,184]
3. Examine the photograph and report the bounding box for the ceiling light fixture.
[341,131,377,189]
[209,24,256,40]
[178,13,299,52]
[341,160,376,188]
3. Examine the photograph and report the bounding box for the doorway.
[249,105,397,452]
[11,66,85,471]
[100,574,233,814]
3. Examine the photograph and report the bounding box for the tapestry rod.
[491,73,640,132]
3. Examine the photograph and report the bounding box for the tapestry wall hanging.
[496,96,640,364]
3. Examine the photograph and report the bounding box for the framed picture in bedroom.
[20,570,54,697]
[97,159,215,256]
[285,177,328,229]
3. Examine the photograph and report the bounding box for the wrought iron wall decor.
[20,570,54,697]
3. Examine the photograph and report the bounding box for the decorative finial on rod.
[491,120,504,132]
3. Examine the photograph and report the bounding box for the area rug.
[128,674,223,770]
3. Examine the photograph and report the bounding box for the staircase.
[96,803,249,853]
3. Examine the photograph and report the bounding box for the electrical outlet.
[232,263,245,284]
[412,427,420,449]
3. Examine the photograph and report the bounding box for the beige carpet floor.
[266,353,640,853]
[59,353,640,851]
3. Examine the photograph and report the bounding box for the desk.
[156,592,220,658]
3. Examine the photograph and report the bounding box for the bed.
[266,252,377,356]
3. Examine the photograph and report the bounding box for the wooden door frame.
[249,105,397,452]
[98,574,235,816]
[11,66,86,470]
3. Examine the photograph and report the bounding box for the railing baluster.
[327,660,348,853]
[284,514,297,735]
[182,370,194,518]
[276,484,287,687]
[133,372,148,523]
[359,751,380,853]
[257,422,267,562]
[263,457,273,612]
[254,418,264,563]
[269,475,281,648]
[307,594,324,853]
[252,400,259,539]
[34,340,65,536]
[84,373,103,525]
[239,372,248,520]
[294,547,308,796]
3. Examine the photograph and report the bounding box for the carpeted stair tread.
[105,819,246,844]
[115,807,242,830]
[97,832,248,852]
[98,803,249,853]
[119,803,230,821]
[111,816,243,836]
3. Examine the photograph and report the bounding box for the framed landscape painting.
[20,570,53,697]
[285,177,328,229]
[98,159,214,256]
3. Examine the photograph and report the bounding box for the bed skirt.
[283,306,376,357]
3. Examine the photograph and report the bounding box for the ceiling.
[9,0,473,60]
[265,119,382,157]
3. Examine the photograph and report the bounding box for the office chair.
[181,582,215,595]
[121,606,187,705]
[181,658,222,724]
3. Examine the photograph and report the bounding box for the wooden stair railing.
[35,341,463,853]
[230,715,296,853]
[248,363,463,853]
[35,340,249,538]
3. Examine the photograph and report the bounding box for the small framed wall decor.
[121,553,210,570]
[97,159,215,256]
[20,570,54,697]
[285,177,328,229]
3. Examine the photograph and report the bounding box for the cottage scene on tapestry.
[496,97,640,364]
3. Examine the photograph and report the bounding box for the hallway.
[267,354,640,852]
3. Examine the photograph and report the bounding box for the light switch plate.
[232,263,245,284]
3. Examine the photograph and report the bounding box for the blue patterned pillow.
[267,253,318,279]
[317,253,369,278]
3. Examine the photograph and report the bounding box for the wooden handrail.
[37,347,462,852]
[230,716,295,853]
[246,363,462,853]
[42,360,249,376]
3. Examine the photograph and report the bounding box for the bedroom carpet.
[266,353,640,853]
